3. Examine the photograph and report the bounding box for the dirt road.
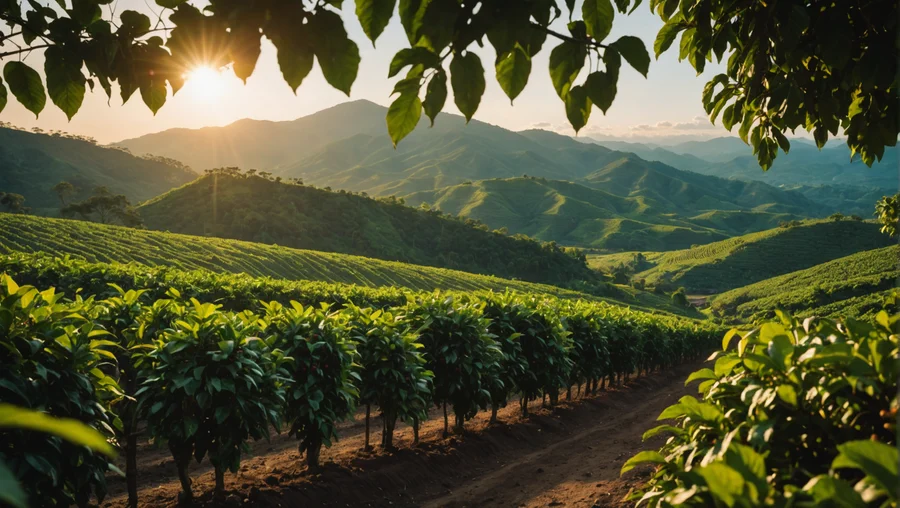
[105,363,700,507]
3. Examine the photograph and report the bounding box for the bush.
[625,310,899,506]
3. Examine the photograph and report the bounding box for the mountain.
[578,139,710,170]
[586,219,894,294]
[112,100,389,170]
[708,245,898,322]
[0,127,196,213]
[402,177,803,251]
[136,172,602,291]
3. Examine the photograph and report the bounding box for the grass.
[587,219,893,293]
[0,213,702,317]
[707,245,899,322]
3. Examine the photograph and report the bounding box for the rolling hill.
[0,127,196,213]
[0,213,699,317]
[402,177,802,251]
[135,172,600,290]
[708,245,899,322]
[586,219,894,293]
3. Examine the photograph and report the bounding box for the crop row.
[0,274,718,506]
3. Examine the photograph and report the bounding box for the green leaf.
[388,47,440,78]
[583,0,614,42]
[564,85,591,133]
[276,38,314,93]
[44,47,86,121]
[714,356,741,377]
[654,17,683,58]
[0,460,27,508]
[156,0,187,8]
[450,52,485,122]
[496,45,532,104]
[4,62,45,117]
[0,404,115,458]
[549,41,586,98]
[621,450,666,474]
[387,90,422,147]
[832,440,899,498]
[0,77,7,115]
[422,70,447,126]
[610,36,649,77]
[697,463,746,506]
[776,384,797,407]
[684,368,716,385]
[356,0,397,44]
[803,476,866,506]
[140,79,167,115]
[310,10,360,95]
[584,71,616,113]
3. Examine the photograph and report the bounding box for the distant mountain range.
[583,136,897,190]
[0,127,196,212]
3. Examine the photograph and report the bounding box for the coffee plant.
[139,300,286,501]
[624,309,899,506]
[262,300,358,471]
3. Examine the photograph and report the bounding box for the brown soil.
[103,363,699,507]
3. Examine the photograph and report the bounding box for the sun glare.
[185,66,226,102]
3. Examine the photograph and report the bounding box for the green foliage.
[875,193,899,238]
[61,186,143,227]
[344,305,433,449]
[671,287,688,307]
[590,219,895,294]
[2,0,893,169]
[140,300,285,500]
[709,245,899,322]
[0,191,26,214]
[406,294,500,432]
[626,310,899,506]
[261,301,358,470]
[0,275,120,507]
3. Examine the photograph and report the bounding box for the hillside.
[0,127,196,212]
[402,177,802,251]
[136,172,599,289]
[0,213,699,317]
[708,246,899,322]
[587,219,894,293]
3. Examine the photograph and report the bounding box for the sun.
[185,66,226,102]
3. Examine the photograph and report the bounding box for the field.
[587,219,892,293]
[708,245,899,321]
[0,213,698,317]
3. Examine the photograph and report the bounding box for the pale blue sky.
[1,1,725,143]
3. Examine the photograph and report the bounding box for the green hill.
[402,177,802,251]
[587,220,894,293]
[135,172,600,289]
[708,246,899,322]
[0,213,699,317]
[0,126,196,213]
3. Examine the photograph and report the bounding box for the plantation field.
[708,245,899,321]
[587,219,892,293]
[0,214,698,316]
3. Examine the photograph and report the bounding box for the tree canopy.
[0,0,895,169]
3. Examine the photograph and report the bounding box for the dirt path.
[104,362,701,507]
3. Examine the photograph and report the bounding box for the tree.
[61,186,143,227]
[0,0,893,170]
[0,192,26,214]
[671,287,689,307]
[51,181,76,207]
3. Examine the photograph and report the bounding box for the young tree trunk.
[214,466,226,501]
[600,376,606,391]
[542,392,548,408]
[566,386,572,401]
[383,414,396,450]
[454,412,464,434]
[548,389,558,407]
[520,396,529,417]
[364,404,371,450]
[169,441,193,501]
[442,403,449,437]
[125,427,138,507]
[412,416,420,445]
[305,435,323,472]
[490,402,499,424]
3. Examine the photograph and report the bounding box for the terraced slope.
[708,246,899,322]
[0,213,699,316]
[586,220,893,293]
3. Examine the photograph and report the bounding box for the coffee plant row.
[0,274,718,506]
[623,308,899,507]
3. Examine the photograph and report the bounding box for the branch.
[0,43,52,59]
[531,23,608,49]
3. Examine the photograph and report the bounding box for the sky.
[0,1,729,144]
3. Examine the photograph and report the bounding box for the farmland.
[587,219,893,293]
